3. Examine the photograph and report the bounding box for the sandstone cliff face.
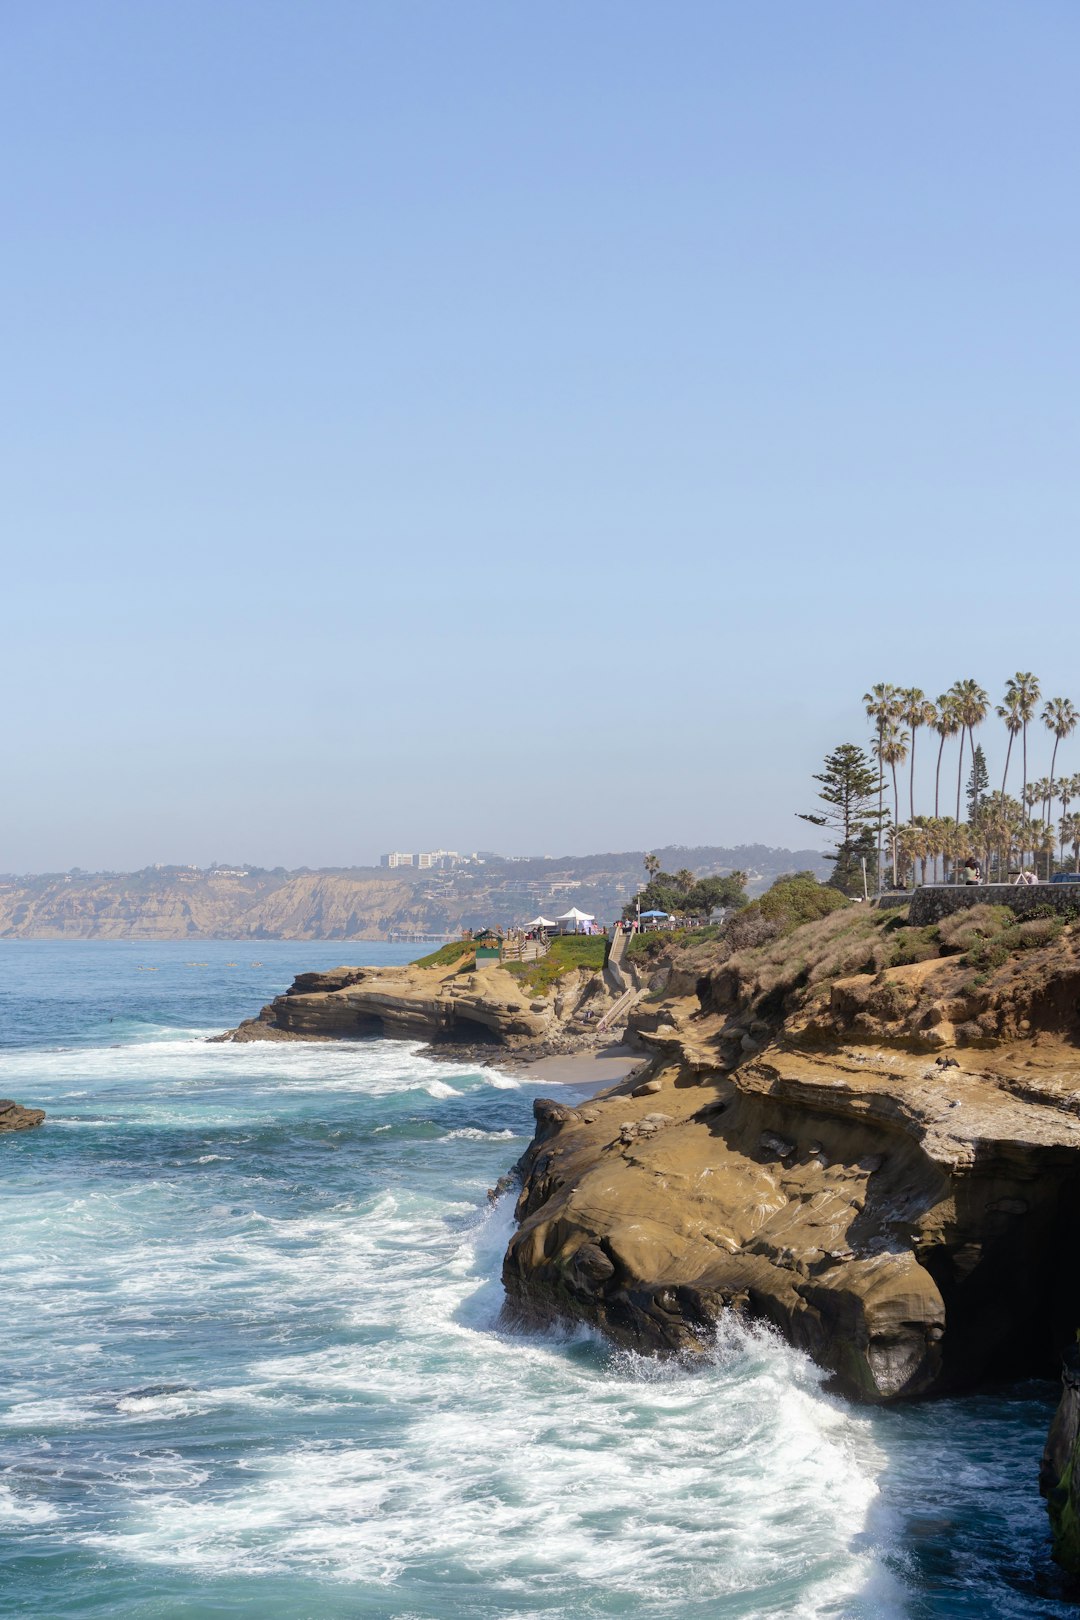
[1041,1344,1080,1573]
[504,1044,1080,1402]
[0,871,414,940]
[222,961,558,1046]
[502,908,1080,1406]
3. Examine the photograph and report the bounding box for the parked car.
[1050,872,1079,883]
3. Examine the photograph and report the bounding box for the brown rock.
[0,1100,45,1132]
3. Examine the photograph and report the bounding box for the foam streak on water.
[0,941,1070,1618]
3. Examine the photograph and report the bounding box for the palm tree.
[863,683,900,891]
[1034,819,1057,882]
[1010,672,1041,823]
[930,816,951,884]
[675,868,695,893]
[996,686,1023,799]
[944,819,972,877]
[1058,778,1079,867]
[1026,780,1052,868]
[901,689,937,822]
[875,723,909,886]
[643,853,660,877]
[1042,698,1079,822]
[977,791,1023,883]
[1061,812,1080,875]
[948,679,989,827]
[896,823,921,888]
[933,695,960,822]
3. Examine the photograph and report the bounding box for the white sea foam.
[65,1177,904,1616]
[0,1484,59,1526]
[441,1127,518,1141]
[0,1020,913,1617]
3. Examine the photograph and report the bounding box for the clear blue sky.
[4,2,1078,872]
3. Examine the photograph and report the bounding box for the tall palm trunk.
[909,729,917,823]
[1000,730,1014,799]
[1022,722,1029,826]
[876,721,884,893]
[1047,737,1061,877]
[955,727,966,831]
[891,763,900,886]
[934,736,947,881]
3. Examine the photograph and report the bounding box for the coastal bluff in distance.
[0,846,827,941]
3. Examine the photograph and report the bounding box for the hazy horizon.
[6,3,1078,871]
[1,838,832,881]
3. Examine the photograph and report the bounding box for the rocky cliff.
[503,902,1080,1413]
[219,954,617,1048]
[1042,1343,1080,1574]
[0,869,414,940]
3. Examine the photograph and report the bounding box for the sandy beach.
[506,1042,646,1092]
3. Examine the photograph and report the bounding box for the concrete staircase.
[597,984,641,1035]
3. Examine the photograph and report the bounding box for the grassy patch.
[504,934,606,997]
[626,924,722,963]
[411,940,473,970]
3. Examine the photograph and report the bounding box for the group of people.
[960,858,1039,886]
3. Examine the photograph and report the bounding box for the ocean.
[0,940,1071,1618]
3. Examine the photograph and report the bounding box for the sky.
[3,2,1078,872]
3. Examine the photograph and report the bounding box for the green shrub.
[726,874,848,950]
[1013,916,1064,948]
[504,933,606,997]
[412,940,473,970]
[938,905,1015,955]
[885,925,941,968]
[627,928,685,961]
[969,940,1011,970]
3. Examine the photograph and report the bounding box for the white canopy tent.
[556,906,596,934]
[526,915,558,928]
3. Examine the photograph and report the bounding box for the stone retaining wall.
[908,882,1080,926]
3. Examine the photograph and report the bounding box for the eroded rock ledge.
[504,1044,1080,1402]
[217,961,567,1047]
[501,908,1080,1406]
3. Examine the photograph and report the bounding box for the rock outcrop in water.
[0,1099,45,1131]
[502,902,1080,1409]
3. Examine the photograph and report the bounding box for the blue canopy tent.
[639,909,668,919]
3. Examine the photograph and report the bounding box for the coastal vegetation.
[810,674,1080,890]
[411,939,473,970]
[503,933,606,997]
[624,861,749,921]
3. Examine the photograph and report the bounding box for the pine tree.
[965,745,989,822]
[798,744,882,895]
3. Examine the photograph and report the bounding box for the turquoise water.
[0,940,1072,1618]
